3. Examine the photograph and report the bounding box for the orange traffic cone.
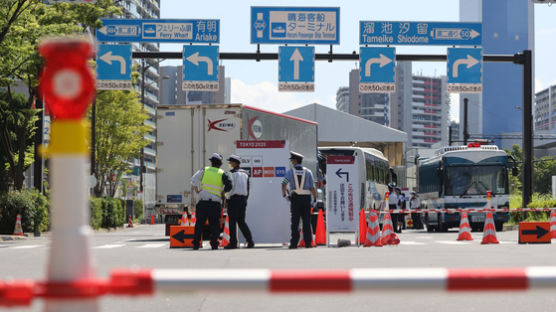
[190,213,197,226]
[481,212,499,244]
[13,213,23,236]
[359,209,367,245]
[550,210,556,239]
[315,209,326,245]
[380,212,400,245]
[150,214,155,225]
[221,215,230,248]
[457,212,473,241]
[127,215,134,228]
[298,228,317,247]
[181,211,189,226]
[364,210,382,247]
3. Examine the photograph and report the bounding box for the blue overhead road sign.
[98,19,219,43]
[278,46,314,92]
[359,47,396,93]
[251,7,340,45]
[96,44,132,90]
[360,21,482,46]
[447,47,483,93]
[182,45,219,92]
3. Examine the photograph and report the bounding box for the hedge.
[133,199,143,220]
[0,190,49,234]
[510,193,556,223]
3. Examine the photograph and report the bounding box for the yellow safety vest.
[201,166,225,198]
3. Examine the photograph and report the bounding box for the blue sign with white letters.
[358,47,396,93]
[359,21,482,46]
[182,45,219,92]
[98,19,219,43]
[275,167,286,177]
[96,44,132,90]
[278,46,314,92]
[251,7,340,44]
[447,48,483,93]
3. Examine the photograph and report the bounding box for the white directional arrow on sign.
[289,48,304,80]
[470,29,480,39]
[364,53,392,77]
[452,54,480,78]
[186,52,214,75]
[100,50,126,74]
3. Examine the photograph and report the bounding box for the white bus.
[417,143,513,232]
[319,147,395,219]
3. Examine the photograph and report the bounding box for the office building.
[159,65,227,105]
[335,87,349,113]
[535,85,556,131]
[348,69,390,125]
[460,0,534,147]
[450,121,461,145]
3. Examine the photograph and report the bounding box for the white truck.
[156,104,318,235]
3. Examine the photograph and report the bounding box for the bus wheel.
[426,225,434,232]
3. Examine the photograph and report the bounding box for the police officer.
[191,153,232,250]
[281,152,317,249]
[224,155,255,249]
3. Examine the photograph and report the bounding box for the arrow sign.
[290,48,303,80]
[521,225,549,239]
[100,50,126,74]
[452,54,479,78]
[335,168,350,182]
[172,230,194,244]
[186,52,214,75]
[364,53,392,77]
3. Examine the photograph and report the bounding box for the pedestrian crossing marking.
[137,243,166,249]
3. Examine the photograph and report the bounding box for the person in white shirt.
[410,192,423,229]
[224,155,254,249]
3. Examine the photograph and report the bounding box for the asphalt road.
[2,224,556,312]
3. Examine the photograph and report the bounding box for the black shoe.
[211,246,219,250]
[305,245,313,249]
[193,246,199,250]
[288,245,297,249]
[224,245,237,250]
[247,242,255,248]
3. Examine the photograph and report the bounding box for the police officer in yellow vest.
[191,153,232,250]
[281,152,317,249]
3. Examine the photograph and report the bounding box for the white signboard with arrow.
[359,47,396,93]
[326,155,360,233]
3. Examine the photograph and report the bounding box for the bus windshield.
[444,165,508,196]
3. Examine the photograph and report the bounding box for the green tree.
[534,157,556,195]
[92,89,151,197]
[505,144,523,195]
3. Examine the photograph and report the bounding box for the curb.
[0,234,29,241]
[503,224,519,231]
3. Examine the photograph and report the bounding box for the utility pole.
[33,97,43,192]
[448,124,453,146]
[140,58,146,193]
[463,97,469,145]
[521,50,533,215]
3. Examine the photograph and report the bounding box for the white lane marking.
[435,240,472,245]
[137,243,166,249]
[416,236,433,240]
[499,241,514,244]
[12,245,42,249]
[94,244,125,249]
[400,241,426,245]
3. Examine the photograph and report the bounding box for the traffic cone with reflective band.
[181,211,189,226]
[359,209,367,245]
[127,215,134,228]
[298,228,317,247]
[364,210,382,247]
[481,212,499,244]
[315,209,326,245]
[150,214,155,225]
[550,210,556,239]
[456,212,473,241]
[380,212,400,245]
[13,213,23,236]
[220,215,230,248]
[190,213,196,226]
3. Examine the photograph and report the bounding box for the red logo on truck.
[208,119,235,132]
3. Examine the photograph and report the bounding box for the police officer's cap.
[227,155,241,163]
[289,151,304,162]
[209,153,223,161]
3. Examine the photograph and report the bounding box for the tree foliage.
[92,89,151,197]
[505,144,556,195]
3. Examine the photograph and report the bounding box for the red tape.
[270,270,351,292]
[0,280,34,307]
[110,269,154,295]
[36,279,108,299]
[447,268,527,291]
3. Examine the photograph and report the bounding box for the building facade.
[348,69,389,125]
[535,85,556,131]
[335,86,349,113]
[392,62,450,149]
[159,65,227,105]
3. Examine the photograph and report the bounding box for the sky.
[159,0,556,123]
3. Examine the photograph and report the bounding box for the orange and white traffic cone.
[314,209,326,245]
[298,228,317,248]
[127,215,134,228]
[190,213,197,226]
[13,213,23,236]
[181,211,189,226]
[364,210,382,247]
[150,214,155,225]
[549,210,556,239]
[221,215,230,248]
[456,212,473,241]
[380,212,400,246]
[481,212,499,244]
[359,209,367,245]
